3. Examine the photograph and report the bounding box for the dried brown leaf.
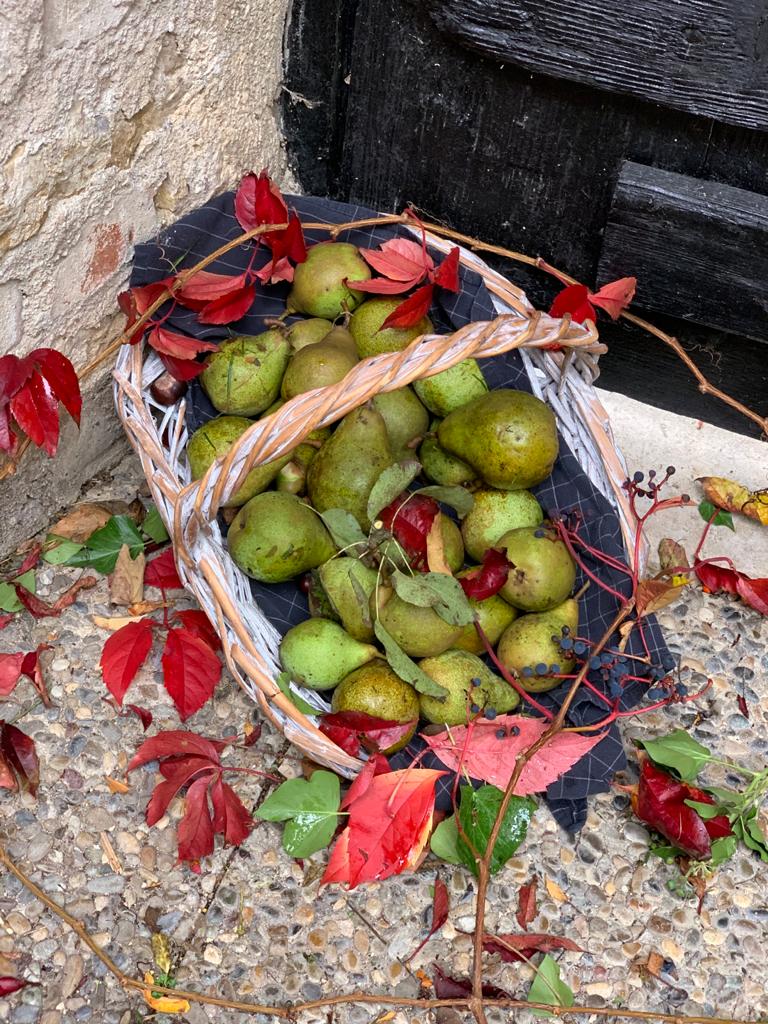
[93,614,144,631]
[516,876,538,930]
[49,503,114,542]
[658,538,689,572]
[698,477,768,527]
[426,516,452,575]
[109,545,145,607]
[128,599,168,616]
[636,577,688,617]
[105,775,130,794]
[545,878,567,903]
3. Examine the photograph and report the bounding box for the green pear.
[496,598,578,692]
[279,618,378,691]
[372,387,429,460]
[461,489,544,562]
[281,327,358,399]
[375,588,462,657]
[419,432,477,486]
[452,569,518,654]
[498,525,576,611]
[307,405,394,530]
[413,359,488,416]
[288,242,370,318]
[227,492,336,582]
[438,389,559,490]
[275,460,306,494]
[349,298,432,358]
[187,416,291,508]
[286,318,334,350]
[201,332,290,416]
[319,557,379,642]
[418,650,520,725]
[332,661,419,752]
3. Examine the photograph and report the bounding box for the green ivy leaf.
[373,620,448,698]
[319,509,368,550]
[64,515,145,575]
[390,570,474,626]
[528,954,574,1018]
[698,500,735,531]
[256,771,341,857]
[367,461,421,523]
[708,835,737,868]
[683,799,721,820]
[41,536,84,565]
[0,570,36,613]
[276,671,322,716]
[638,729,712,782]
[415,485,475,518]
[456,784,536,877]
[429,814,462,864]
[142,505,170,543]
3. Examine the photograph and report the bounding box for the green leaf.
[703,786,741,807]
[429,814,462,864]
[64,515,145,575]
[708,835,737,868]
[684,799,721,820]
[276,671,322,716]
[735,812,768,862]
[256,771,341,857]
[698,500,735,531]
[415,485,474,518]
[647,841,680,863]
[367,461,421,523]
[373,619,448,698]
[0,570,37,613]
[41,535,84,565]
[638,729,712,782]
[142,505,169,543]
[319,509,367,550]
[528,954,574,1018]
[390,570,474,626]
[456,784,536,877]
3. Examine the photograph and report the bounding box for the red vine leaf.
[127,730,226,772]
[381,283,435,330]
[9,372,59,456]
[144,548,184,591]
[361,237,433,282]
[0,722,39,795]
[0,977,38,996]
[0,353,35,405]
[459,548,513,600]
[432,965,510,1000]
[379,493,440,569]
[0,348,82,457]
[695,561,768,615]
[100,618,155,704]
[590,277,637,319]
[14,576,97,618]
[147,327,218,361]
[210,775,254,845]
[340,753,390,810]
[432,247,460,292]
[255,212,307,284]
[118,277,175,334]
[234,170,287,234]
[422,716,605,794]
[0,654,24,697]
[319,711,417,758]
[146,755,217,825]
[157,352,207,382]
[735,575,768,615]
[177,774,216,865]
[161,628,222,721]
[20,644,53,707]
[516,876,538,930]
[482,932,583,963]
[196,284,256,325]
[176,270,249,309]
[406,877,449,962]
[172,610,222,651]
[34,348,82,426]
[322,768,444,887]
[549,277,636,325]
[125,704,153,731]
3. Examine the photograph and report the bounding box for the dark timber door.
[283,0,768,436]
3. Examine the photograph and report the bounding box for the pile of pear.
[184,240,581,755]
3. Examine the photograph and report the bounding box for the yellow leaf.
[151,933,172,975]
[426,516,452,575]
[104,776,130,794]
[698,476,768,527]
[545,878,567,902]
[142,973,190,1014]
[374,1013,397,1023]
[93,614,143,631]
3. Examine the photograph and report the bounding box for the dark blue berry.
[560,637,574,651]
[470,703,481,714]
[534,529,546,539]
[589,656,601,670]
[574,642,587,655]
[535,663,548,676]
[648,469,656,478]
[496,728,506,739]
[484,708,498,720]
[561,625,571,636]
[522,666,534,678]
[609,681,623,698]
[662,654,676,672]
[647,688,664,700]
[549,663,561,674]
[633,471,644,483]
[600,652,613,665]
[666,466,676,476]
[470,676,482,688]
[676,683,689,697]
[510,726,520,736]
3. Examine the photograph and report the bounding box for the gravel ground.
[1,466,766,1024]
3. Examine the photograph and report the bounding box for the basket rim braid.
[114,217,641,779]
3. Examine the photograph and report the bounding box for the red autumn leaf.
[161,627,222,720]
[210,775,253,845]
[346,276,421,296]
[2,543,43,582]
[360,237,433,282]
[146,755,218,825]
[735,575,768,615]
[197,283,256,325]
[422,715,605,794]
[127,729,225,772]
[173,610,222,652]
[0,407,17,456]
[0,654,24,697]
[695,561,740,596]
[144,548,184,590]
[341,753,391,810]
[0,750,15,790]
[118,277,175,332]
[322,768,444,888]
[381,283,435,330]
[234,170,287,234]
[631,757,732,860]
[432,247,460,292]
[591,277,637,319]
[379,493,440,569]
[177,774,216,865]
[319,711,417,757]
[14,576,96,618]
[0,977,37,996]
[516,876,538,930]
[0,614,13,631]
[406,877,450,962]
[431,965,510,1000]
[125,704,153,731]
[147,327,218,361]
[255,212,307,282]
[737,694,749,719]
[100,618,155,704]
[157,352,207,382]
[33,348,82,426]
[549,283,596,324]
[0,353,35,406]
[243,722,262,747]
[0,722,39,796]
[459,548,513,600]
[175,270,250,308]
[9,372,59,456]
[482,932,583,963]
[20,644,53,707]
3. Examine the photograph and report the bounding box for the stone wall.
[0,0,294,554]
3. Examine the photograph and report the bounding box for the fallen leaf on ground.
[0,977,38,996]
[128,599,168,616]
[0,654,25,697]
[0,722,39,795]
[516,875,538,930]
[100,618,155,704]
[642,951,665,978]
[49,503,113,542]
[636,576,689,616]
[92,614,144,630]
[141,973,190,1014]
[406,877,450,962]
[144,548,184,591]
[482,931,583,963]
[698,477,768,527]
[431,964,509,1000]
[545,878,567,903]
[105,775,131,794]
[14,576,97,618]
[109,545,145,606]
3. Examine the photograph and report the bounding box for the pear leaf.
[320,509,368,550]
[391,569,474,626]
[367,461,422,523]
[637,729,712,782]
[416,485,475,518]
[373,620,448,698]
[256,770,341,857]
[430,813,462,864]
[528,954,574,1017]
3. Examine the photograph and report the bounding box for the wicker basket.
[114,218,640,778]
